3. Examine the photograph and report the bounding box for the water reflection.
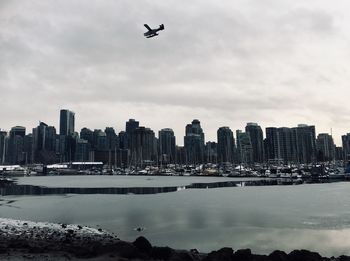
[0,178,344,196]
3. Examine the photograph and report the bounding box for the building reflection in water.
[0,178,337,196]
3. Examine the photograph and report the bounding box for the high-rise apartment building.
[32,122,57,164]
[59,109,75,136]
[236,130,253,165]
[159,128,176,164]
[292,124,316,164]
[7,126,26,164]
[184,119,205,164]
[217,127,235,163]
[316,133,335,162]
[342,133,350,161]
[130,126,156,166]
[245,123,264,163]
[0,130,7,164]
[125,119,139,150]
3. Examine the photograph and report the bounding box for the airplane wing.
[144,24,152,31]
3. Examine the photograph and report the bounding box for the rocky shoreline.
[1,218,350,260]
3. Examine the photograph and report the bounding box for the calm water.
[1,175,350,256]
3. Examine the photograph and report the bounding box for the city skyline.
[0,110,343,167]
[1,1,350,147]
[0,111,341,146]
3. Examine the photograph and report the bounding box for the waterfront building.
[316,133,335,162]
[23,134,33,164]
[125,119,139,150]
[7,126,26,164]
[80,128,94,145]
[217,127,235,164]
[0,130,7,164]
[236,130,253,165]
[245,123,264,163]
[75,138,91,162]
[205,141,217,164]
[59,109,76,162]
[265,127,296,164]
[184,119,205,164]
[334,146,343,161]
[118,131,127,150]
[278,127,296,164]
[292,124,316,164]
[105,127,118,151]
[265,127,280,163]
[175,146,186,165]
[130,126,156,166]
[32,122,57,164]
[93,130,107,151]
[342,133,350,161]
[59,109,75,136]
[159,128,176,164]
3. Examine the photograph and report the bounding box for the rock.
[28,246,44,254]
[337,256,350,261]
[114,241,142,259]
[233,248,252,261]
[269,250,289,261]
[151,246,175,260]
[133,236,152,254]
[169,251,196,261]
[205,247,234,261]
[288,250,323,261]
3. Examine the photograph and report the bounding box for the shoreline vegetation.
[1,218,350,260]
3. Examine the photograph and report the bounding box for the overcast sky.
[1,0,350,145]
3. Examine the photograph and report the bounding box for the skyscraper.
[205,141,217,164]
[245,123,264,163]
[292,124,316,164]
[159,128,176,164]
[130,126,156,166]
[7,126,26,164]
[316,133,334,162]
[236,130,253,165]
[217,127,235,163]
[80,128,94,145]
[59,109,75,136]
[342,133,350,161]
[265,127,295,164]
[125,119,139,150]
[277,127,296,164]
[32,122,57,164]
[0,130,7,164]
[265,127,280,162]
[184,119,205,164]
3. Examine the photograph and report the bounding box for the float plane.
[144,24,164,38]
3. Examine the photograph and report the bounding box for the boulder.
[151,246,175,260]
[268,250,289,261]
[233,248,252,261]
[205,247,234,261]
[113,241,142,259]
[133,236,152,254]
[337,256,350,261]
[288,250,323,261]
[169,251,196,261]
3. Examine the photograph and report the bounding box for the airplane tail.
[159,24,164,30]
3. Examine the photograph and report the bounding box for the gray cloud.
[0,0,349,144]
